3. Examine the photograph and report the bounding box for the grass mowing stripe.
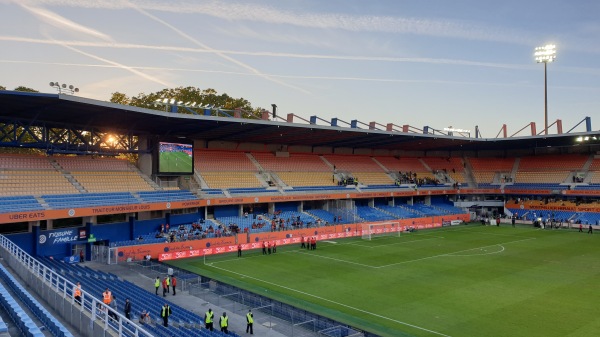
[208,262,452,337]
[169,224,600,336]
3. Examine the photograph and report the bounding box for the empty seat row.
[0,264,73,337]
[0,282,44,336]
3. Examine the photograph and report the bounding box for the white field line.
[294,250,376,268]
[208,263,452,337]
[446,245,505,256]
[346,236,444,248]
[376,237,536,268]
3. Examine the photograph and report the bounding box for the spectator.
[73,282,81,305]
[171,276,177,296]
[108,295,118,322]
[124,298,131,320]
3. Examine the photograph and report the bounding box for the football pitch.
[159,151,193,173]
[168,224,600,337]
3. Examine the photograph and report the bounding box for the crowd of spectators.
[152,220,235,243]
[395,171,441,186]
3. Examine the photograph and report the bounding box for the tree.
[110,86,264,119]
[0,85,6,90]
[109,92,130,105]
[14,86,39,93]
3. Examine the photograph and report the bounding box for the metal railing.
[0,234,153,337]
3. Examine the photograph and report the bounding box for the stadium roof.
[1,90,598,153]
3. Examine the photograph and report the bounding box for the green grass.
[159,151,193,173]
[168,224,600,337]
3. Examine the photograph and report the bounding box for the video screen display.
[158,141,193,174]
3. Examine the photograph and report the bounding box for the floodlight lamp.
[162,98,168,103]
[169,99,175,104]
[49,82,55,87]
[154,99,161,103]
[575,136,583,142]
[69,85,74,89]
[534,44,556,63]
[62,84,67,88]
[177,101,183,105]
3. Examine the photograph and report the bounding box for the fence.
[0,234,154,337]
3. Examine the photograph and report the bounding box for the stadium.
[0,89,599,337]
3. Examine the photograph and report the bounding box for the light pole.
[534,44,556,135]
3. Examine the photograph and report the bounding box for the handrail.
[0,234,153,337]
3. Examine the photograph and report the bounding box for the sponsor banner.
[64,255,80,264]
[117,236,236,262]
[507,203,600,212]
[0,190,467,224]
[38,228,80,246]
[450,220,463,226]
[564,190,600,196]
[158,215,471,262]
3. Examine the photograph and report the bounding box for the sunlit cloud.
[17,2,113,41]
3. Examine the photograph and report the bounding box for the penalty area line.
[376,237,536,268]
[208,264,452,337]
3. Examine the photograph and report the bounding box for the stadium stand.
[421,157,465,183]
[0,264,73,337]
[42,192,139,209]
[322,155,396,186]
[0,281,44,337]
[468,157,515,185]
[38,258,242,337]
[201,171,261,189]
[0,195,44,214]
[137,190,197,202]
[0,169,78,195]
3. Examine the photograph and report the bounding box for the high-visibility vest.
[220,316,228,328]
[103,291,111,304]
[73,286,81,297]
[205,311,213,323]
[162,306,169,317]
[246,312,253,324]
[155,279,160,287]
[166,277,170,286]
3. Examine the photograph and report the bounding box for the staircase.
[128,163,161,190]
[246,153,264,171]
[462,158,477,188]
[49,159,86,193]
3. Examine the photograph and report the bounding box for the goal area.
[361,222,401,240]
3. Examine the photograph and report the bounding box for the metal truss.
[0,118,142,155]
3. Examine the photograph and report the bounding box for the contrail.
[50,39,174,87]
[13,2,173,87]
[23,0,535,45]
[3,59,599,92]
[0,35,531,71]
[123,1,310,94]
[17,2,113,42]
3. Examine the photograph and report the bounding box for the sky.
[1,0,599,138]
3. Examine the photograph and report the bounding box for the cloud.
[4,59,599,92]
[0,35,532,71]
[122,1,310,94]
[17,2,113,42]
[22,0,535,45]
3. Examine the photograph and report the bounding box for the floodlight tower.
[534,44,556,135]
[49,82,79,95]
